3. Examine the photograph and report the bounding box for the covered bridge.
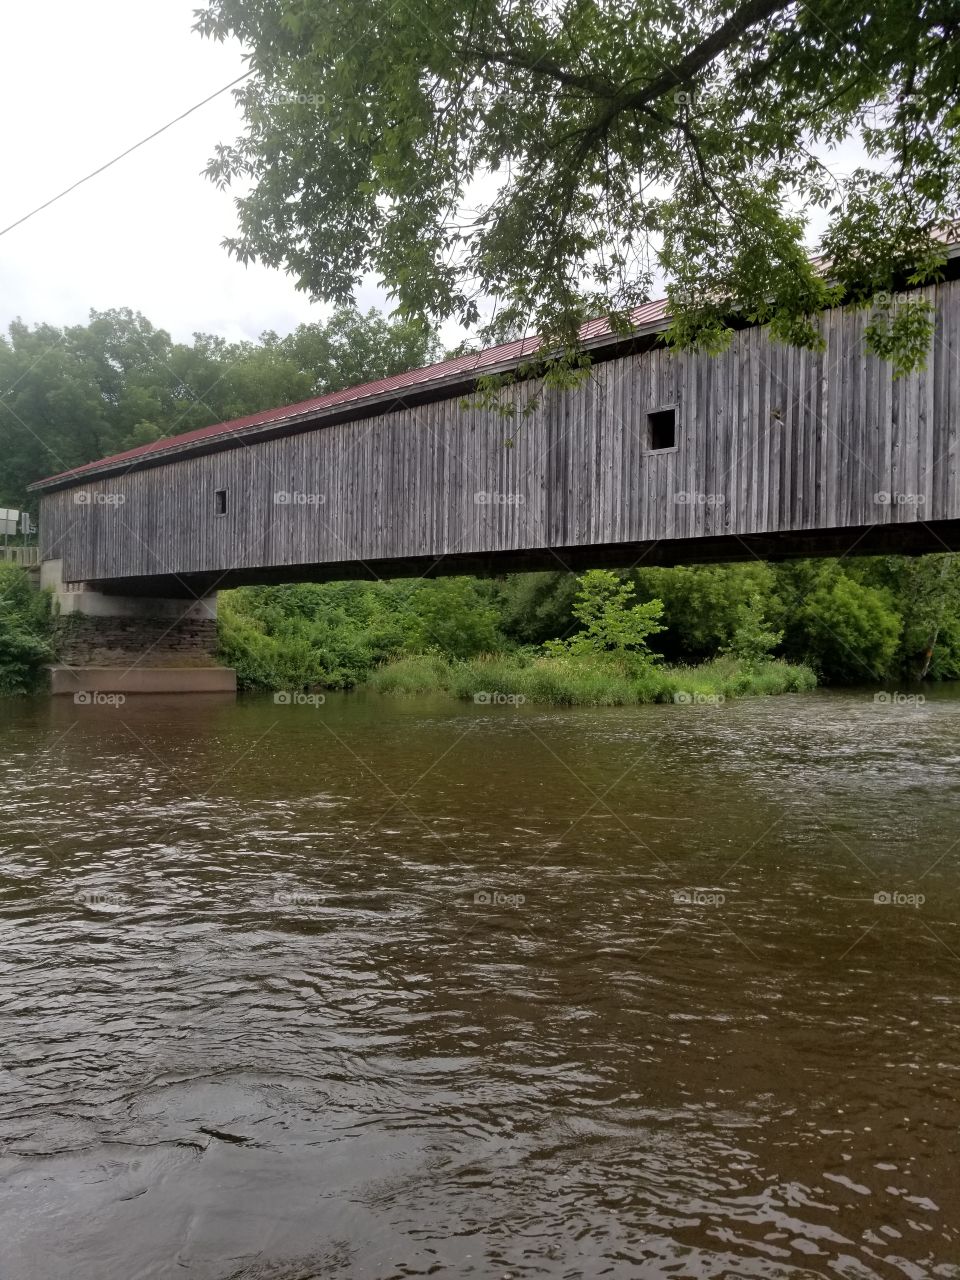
[29,259,960,690]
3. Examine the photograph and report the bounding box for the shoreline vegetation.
[5,551,960,704]
[366,651,817,706]
[214,556,960,708]
[215,567,823,708]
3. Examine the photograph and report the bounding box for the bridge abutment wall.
[41,559,234,694]
[55,611,220,667]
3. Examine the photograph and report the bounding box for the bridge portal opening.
[647,407,677,451]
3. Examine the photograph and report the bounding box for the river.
[1,688,958,1279]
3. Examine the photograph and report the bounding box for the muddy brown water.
[1,688,958,1279]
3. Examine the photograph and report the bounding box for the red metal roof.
[32,298,670,489]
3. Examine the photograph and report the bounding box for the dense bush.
[496,572,580,644]
[781,565,902,682]
[633,563,779,659]
[217,577,506,690]
[0,565,53,694]
[403,579,502,658]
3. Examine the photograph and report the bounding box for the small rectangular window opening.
[647,408,677,451]
[214,488,228,516]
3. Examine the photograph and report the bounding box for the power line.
[0,70,253,239]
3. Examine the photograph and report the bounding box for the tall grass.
[366,650,816,706]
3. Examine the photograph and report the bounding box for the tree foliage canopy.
[197,0,959,370]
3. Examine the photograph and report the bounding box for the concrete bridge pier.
[41,560,236,696]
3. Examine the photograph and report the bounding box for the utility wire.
[0,70,253,239]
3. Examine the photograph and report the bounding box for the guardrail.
[0,546,40,566]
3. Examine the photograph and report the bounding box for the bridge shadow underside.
[87,520,960,598]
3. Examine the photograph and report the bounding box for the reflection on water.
[1,688,959,1279]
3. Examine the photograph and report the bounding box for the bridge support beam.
[41,559,235,695]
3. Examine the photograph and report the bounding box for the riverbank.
[213,569,820,706]
[367,651,816,706]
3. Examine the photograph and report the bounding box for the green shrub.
[544,569,665,671]
[792,572,901,682]
[217,576,506,690]
[634,563,779,659]
[724,593,784,667]
[0,564,53,694]
[403,578,502,658]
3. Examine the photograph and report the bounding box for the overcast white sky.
[0,0,388,345]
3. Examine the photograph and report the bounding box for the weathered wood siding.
[41,280,960,586]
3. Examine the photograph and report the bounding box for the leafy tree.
[197,0,959,373]
[273,311,440,394]
[789,568,902,683]
[545,569,664,667]
[848,553,960,679]
[633,562,778,659]
[724,593,784,667]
